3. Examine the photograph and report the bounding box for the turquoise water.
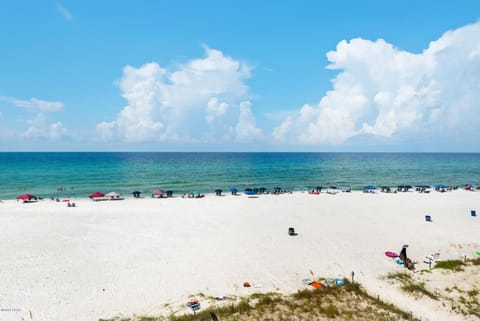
[0,152,479,199]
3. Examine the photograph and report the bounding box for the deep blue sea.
[0,152,479,200]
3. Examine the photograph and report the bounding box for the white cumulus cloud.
[273,22,480,147]
[235,101,262,142]
[206,97,229,124]
[98,47,255,143]
[23,114,67,140]
[0,96,64,112]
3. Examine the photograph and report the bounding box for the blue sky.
[1,1,479,151]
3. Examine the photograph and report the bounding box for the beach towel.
[385,251,398,258]
[311,281,323,289]
[186,300,199,307]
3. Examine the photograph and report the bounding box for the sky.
[1,1,479,152]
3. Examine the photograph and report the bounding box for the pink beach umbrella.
[152,189,164,197]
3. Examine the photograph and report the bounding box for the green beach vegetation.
[100,279,418,321]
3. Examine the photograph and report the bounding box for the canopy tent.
[17,194,37,200]
[105,192,120,198]
[89,192,104,198]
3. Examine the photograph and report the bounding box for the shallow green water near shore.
[0,152,479,199]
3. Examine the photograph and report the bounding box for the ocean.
[0,152,479,200]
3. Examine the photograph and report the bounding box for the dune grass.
[384,272,438,300]
[434,260,465,272]
[100,279,418,321]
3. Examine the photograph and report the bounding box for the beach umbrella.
[363,185,376,190]
[152,189,164,196]
[193,190,200,196]
[89,192,104,198]
[315,186,323,191]
[434,184,448,189]
[16,194,36,200]
[230,188,238,193]
[132,191,141,198]
[165,190,173,197]
[215,189,222,196]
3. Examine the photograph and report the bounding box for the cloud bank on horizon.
[2,21,479,150]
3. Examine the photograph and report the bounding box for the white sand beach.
[0,190,479,321]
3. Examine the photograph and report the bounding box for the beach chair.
[425,215,432,222]
[288,227,297,236]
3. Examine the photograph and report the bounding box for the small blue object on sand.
[425,215,432,222]
[335,278,345,286]
[471,210,476,217]
[302,278,313,285]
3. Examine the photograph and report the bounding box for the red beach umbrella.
[16,194,36,200]
[89,192,105,198]
[152,189,164,196]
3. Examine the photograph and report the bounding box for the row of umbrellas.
[15,183,473,201]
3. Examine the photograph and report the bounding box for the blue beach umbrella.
[230,188,238,193]
[193,190,200,196]
[363,185,376,190]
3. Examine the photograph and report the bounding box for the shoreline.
[1,190,479,320]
